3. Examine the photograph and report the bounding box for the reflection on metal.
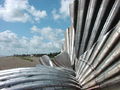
[0,66,80,90]
[67,0,120,89]
[0,0,120,90]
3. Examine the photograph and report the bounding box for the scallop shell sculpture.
[0,0,120,90]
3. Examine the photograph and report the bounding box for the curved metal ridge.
[79,0,97,55]
[0,66,80,90]
[0,0,120,90]
[68,0,119,89]
[74,0,87,57]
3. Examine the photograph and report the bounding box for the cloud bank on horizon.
[0,0,74,56]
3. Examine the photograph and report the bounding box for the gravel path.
[0,56,40,70]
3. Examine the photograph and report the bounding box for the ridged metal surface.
[0,0,119,90]
[65,0,120,90]
[0,66,80,90]
[63,0,120,89]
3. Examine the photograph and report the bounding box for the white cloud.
[52,0,74,20]
[31,26,64,41]
[52,9,61,20]
[0,30,17,42]
[27,6,47,21]
[0,0,47,23]
[0,27,64,56]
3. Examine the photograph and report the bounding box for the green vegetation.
[17,56,33,62]
[13,52,60,62]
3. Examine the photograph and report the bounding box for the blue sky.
[0,0,73,56]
